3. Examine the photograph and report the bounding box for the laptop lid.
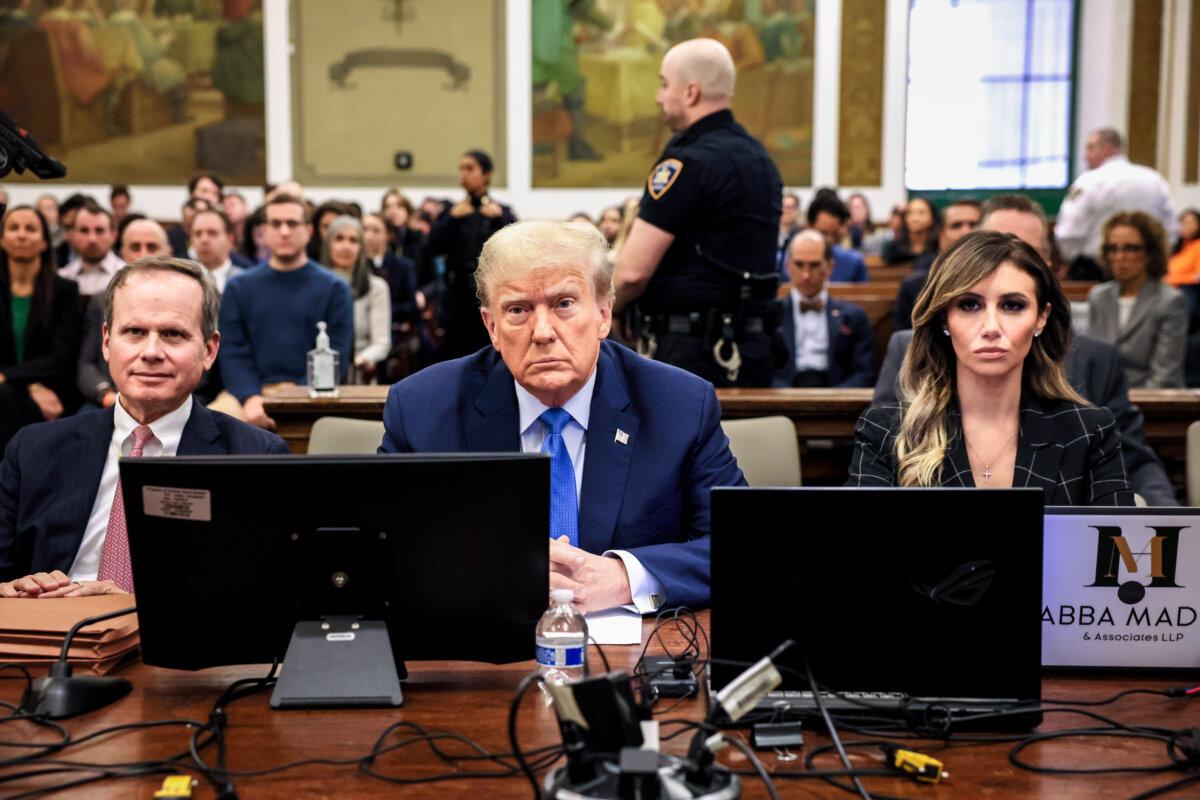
[1043,506,1200,671]
[711,487,1044,703]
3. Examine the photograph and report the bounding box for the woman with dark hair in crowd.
[240,205,270,264]
[0,206,84,424]
[848,230,1132,505]
[381,188,427,269]
[1165,209,1200,287]
[307,200,357,262]
[882,197,940,264]
[847,193,886,255]
[320,215,391,383]
[1088,211,1188,388]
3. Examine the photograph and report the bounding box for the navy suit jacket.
[0,401,288,579]
[831,245,869,283]
[773,295,875,387]
[378,340,745,607]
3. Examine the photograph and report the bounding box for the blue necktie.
[539,408,578,547]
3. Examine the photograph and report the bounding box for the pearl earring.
[942,328,950,336]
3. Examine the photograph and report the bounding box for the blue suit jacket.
[773,295,875,387]
[0,401,288,580]
[379,340,745,607]
[830,245,869,283]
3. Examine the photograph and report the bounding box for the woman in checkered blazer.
[848,230,1135,506]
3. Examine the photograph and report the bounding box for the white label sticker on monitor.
[142,486,212,522]
[1043,512,1200,668]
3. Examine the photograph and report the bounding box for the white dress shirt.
[1117,295,1137,331]
[790,287,830,372]
[69,396,193,581]
[514,370,664,613]
[1055,155,1177,263]
[207,259,234,293]
[58,251,124,297]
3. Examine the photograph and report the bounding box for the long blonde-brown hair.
[895,230,1084,486]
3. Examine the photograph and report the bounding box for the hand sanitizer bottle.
[307,321,339,398]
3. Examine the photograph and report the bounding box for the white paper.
[585,606,644,645]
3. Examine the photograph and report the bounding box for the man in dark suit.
[774,230,874,387]
[1,256,287,598]
[380,220,744,612]
[874,329,1175,506]
[806,193,868,283]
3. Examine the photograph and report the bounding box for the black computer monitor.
[121,453,550,708]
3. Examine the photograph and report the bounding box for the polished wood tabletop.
[2,612,1195,798]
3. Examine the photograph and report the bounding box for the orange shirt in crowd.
[1166,239,1200,287]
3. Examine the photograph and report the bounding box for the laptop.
[710,487,1045,731]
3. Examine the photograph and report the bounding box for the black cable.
[507,672,547,799]
[57,606,138,662]
[721,731,779,800]
[587,635,611,673]
[804,658,872,800]
[1125,771,1200,800]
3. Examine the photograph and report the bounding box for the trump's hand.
[549,536,633,614]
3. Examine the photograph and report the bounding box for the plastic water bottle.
[536,589,588,684]
[306,321,339,398]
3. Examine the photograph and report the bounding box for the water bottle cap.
[550,589,574,604]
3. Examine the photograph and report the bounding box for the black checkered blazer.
[847,395,1136,506]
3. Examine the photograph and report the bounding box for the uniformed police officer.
[613,38,782,387]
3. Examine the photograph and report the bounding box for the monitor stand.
[270,616,403,708]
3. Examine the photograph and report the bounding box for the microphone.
[0,109,67,180]
[19,605,136,719]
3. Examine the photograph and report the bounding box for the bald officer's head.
[656,38,736,133]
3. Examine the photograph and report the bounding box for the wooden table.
[2,612,1194,798]
[264,386,1200,491]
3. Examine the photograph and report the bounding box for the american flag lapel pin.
[615,429,629,445]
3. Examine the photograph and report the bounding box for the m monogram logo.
[1086,526,1186,605]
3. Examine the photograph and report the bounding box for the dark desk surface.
[2,611,1193,798]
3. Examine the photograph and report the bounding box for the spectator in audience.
[320,215,391,384]
[0,187,7,207]
[597,206,623,245]
[777,191,801,266]
[805,193,868,282]
[168,197,212,258]
[266,181,303,203]
[190,209,243,294]
[78,219,172,411]
[773,230,873,388]
[847,193,886,255]
[1166,209,1200,287]
[1,205,82,424]
[379,220,745,610]
[0,257,288,597]
[214,194,353,430]
[569,212,594,226]
[118,218,169,264]
[363,212,420,330]
[188,173,225,209]
[240,205,269,265]
[381,189,427,268]
[1056,128,1176,280]
[893,198,981,330]
[58,201,120,300]
[307,200,357,262]
[606,196,640,268]
[849,231,1133,506]
[36,195,64,254]
[876,193,1178,506]
[109,185,131,227]
[222,191,249,248]
[882,197,939,265]
[53,193,91,268]
[1087,211,1187,389]
[426,149,517,359]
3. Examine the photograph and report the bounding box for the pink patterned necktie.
[97,425,155,592]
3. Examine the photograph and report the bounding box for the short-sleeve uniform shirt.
[637,109,783,313]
